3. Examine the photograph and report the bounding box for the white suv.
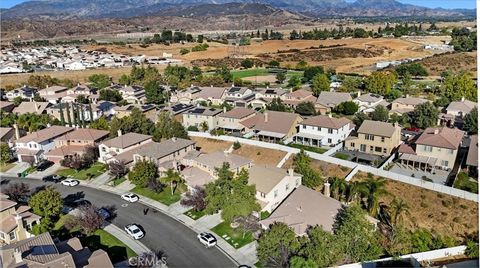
[121,193,139,203]
[125,224,144,240]
[197,232,217,248]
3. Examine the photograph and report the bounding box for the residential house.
[224,86,255,108]
[282,89,316,109]
[249,166,301,213]
[466,135,478,176]
[0,127,18,147]
[12,102,50,115]
[390,97,429,115]
[446,98,477,118]
[117,85,146,104]
[15,126,74,164]
[0,194,41,245]
[162,103,195,116]
[398,127,464,171]
[37,85,68,104]
[114,104,156,119]
[98,132,153,164]
[345,120,402,158]
[44,129,109,164]
[217,107,257,134]
[244,111,302,142]
[61,84,97,103]
[182,106,223,131]
[194,87,227,106]
[315,92,352,114]
[0,232,113,267]
[251,88,287,109]
[170,86,202,104]
[353,93,389,113]
[294,115,354,147]
[5,86,36,101]
[0,102,15,113]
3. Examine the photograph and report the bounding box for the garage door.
[20,155,35,163]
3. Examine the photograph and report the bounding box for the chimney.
[13,249,22,264]
[117,129,122,137]
[434,129,439,134]
[357,91,361,98]
[328,113,332,118]
[223,107,227,113]
[323,182,330,197]
[288,168,294,176]
[264,112,268,122]
[461,96,465,102]
[13,124,20,140]
[46,123,51,128]
[172,137,177,142]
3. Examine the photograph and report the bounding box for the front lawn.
[333,152,350,160]
[0,162,15,172]
[211,221,254,249]
[24,166,37,174]
[111,176,126,187]
[287,143,328,154]
[132,184,185,206]
[52,215,136,263]
[184,208,206,220]
[57,162,107,180]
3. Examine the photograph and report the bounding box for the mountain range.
[1,0,475,19]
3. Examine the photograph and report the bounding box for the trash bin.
[17,173,21,178]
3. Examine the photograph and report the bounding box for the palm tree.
[390,198,409,226]
[330,177,348,201]
[346,181,368,203]
[363,177,388,217]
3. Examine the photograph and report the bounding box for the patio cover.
[257,130,285,139]
[218,123,244,130]
[399,153,438,166]
[294,132,324,140]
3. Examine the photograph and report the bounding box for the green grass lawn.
[132,184,185,206]
[57,162,107,180]
[260,211,270,220]
[231,68,270,79]
[211,221,254,249]
[0,162,15,172]
[288,143,328,154]
[334,152,350,160]
[24,166,37,174]
[454,172,478,193]
[52,215,136,263]
[184,208,206,220]
[111,176,126,187]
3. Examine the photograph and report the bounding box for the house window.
[328,129,333,134]
[370,146,373,151]
[303,125,306,129]
[449,149,454,154]
[296,179,300,186]
[274,190,278,198]
[383,148,387,153]
[441,160,449,166]
[317,127,321,131]
[365,134,374,141]
[260,192,266,198]
[350,142,355,147]
[0,232,4,239]
[381,137,385,142]
[286,183,290,191]
[375,147,382,152]
[424,145,433,152]
[360,144,366,152]
[9,232,16,241]
[328,138,332,143]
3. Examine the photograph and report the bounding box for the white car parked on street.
[125,224,144,240]
[121,193,139,203]
[61,179,79,187]
[197,232,217,248]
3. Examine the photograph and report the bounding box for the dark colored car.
[36,161,54,172]
[42,175,63,183]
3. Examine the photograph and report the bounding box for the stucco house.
[242,111,302,143]
[217,107,257,134]
[390,97,429,115]
[445,98,477,118]
[345,120,402,157]
[282,89,317,109]
[182,106,223,131]
[353,93,389,113]
[315,92,352,114]
[293,115,354,147]
[0,194,41,245]
[98,132,153,164]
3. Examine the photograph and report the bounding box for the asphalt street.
[1,177,236,267]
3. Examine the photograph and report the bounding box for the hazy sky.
[0,0,476,9]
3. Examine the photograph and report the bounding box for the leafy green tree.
[99,89,123,102]
[287,76,301,89]
[362,177,388,216]
[144,80,165,104]
[266,98,288,112]
[295,102,316,116]
[298,226,342,267]
[276,72,286,83]
[296,60,308,70]
[395,63,428,77]
[464,108,478,134]
[109,108,155,137]
[90,116,110,130]
[334,205,382,263]
[385,89,403,101]
[180,48,190,55]
[118,74,131,85]
[334,101,358,115]
[29,187,63,219]
[370,106,389,122]
[411,102,439,129]
[364,71,397,95]
[257,222,300,267]
[241,58,254,69]
[303,66,324,81]
[385,226,413,257]
[293,150,322,188]
[128,160,158,187]
[268,60,280,68]
[13,97,23,106]
[153,112,188,141]
[215,66,232,83]
[88,74,111,89]
[75,94,89,104]
[339,76,361,92]
[205,163,260,222]
[31,217,54,235]
[0,142,12,164]
[311,74,330,96]
[442,72,477,101]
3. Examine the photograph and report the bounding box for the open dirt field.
[353,172,478,240]
[232,144,287,166]
[190,137,232,153]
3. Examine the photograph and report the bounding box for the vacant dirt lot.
[191,137,232,153]
[416,51,477,77]
[353,172,478,240]
[232,144,286,166]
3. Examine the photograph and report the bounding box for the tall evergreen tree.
[88,103,94,122]
[65,103,72,126]
[59,103,65,125]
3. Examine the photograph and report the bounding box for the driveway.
[1,177,236,267]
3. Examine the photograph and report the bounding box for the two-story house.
[248,166,302,213]
[315,92,352,115]
[398,127,464,171]
[37,85,68,104]
[194,86,227,106]
[390,97,429,115]
[293,115,354,147]
[12,101,50,115]
[113,104,156,119]
[182,106,223,131]
[15,126,74,164]
[247,111,303,143]
[282,89,317,109]
[345,120,402,157]
[224,86,255,108]
[98,132,153,163]
[445,98,477,118]
[0,193,41,245]
[6,86,36,101]
[217,107,257,134]
[353,93,389,113]
[118,85,146,104]
[44,129,109,164]
[170,86,202,104]
[61,84,97,103]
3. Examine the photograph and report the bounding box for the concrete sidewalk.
[103,224,150,255]
[89,171,113,186]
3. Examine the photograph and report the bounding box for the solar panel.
[31,245,57,255]
[265,89,275,94]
